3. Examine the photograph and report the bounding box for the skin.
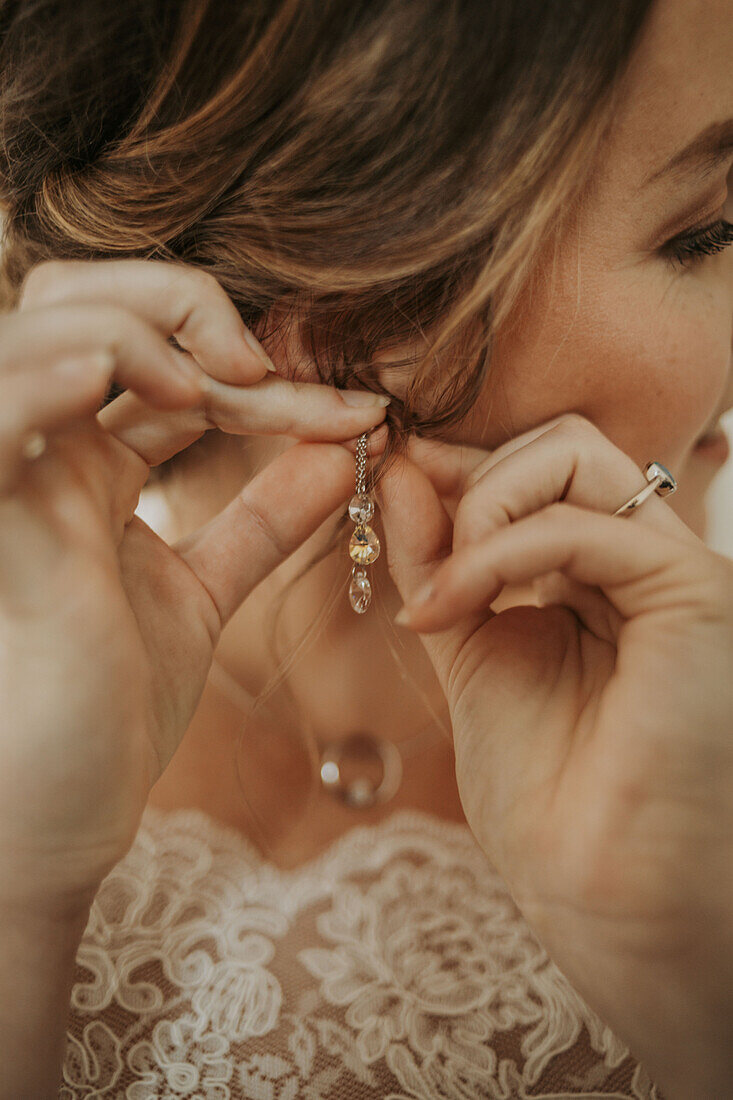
[1,0,732,1095]
[0,260,392,1096]
[465,0,733,518]
[153,0,733,855]
[151,1,733,1092]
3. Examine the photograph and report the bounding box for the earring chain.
[355,432,368,494]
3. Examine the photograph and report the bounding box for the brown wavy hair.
[0,0,653,417]
[0,0,654,845]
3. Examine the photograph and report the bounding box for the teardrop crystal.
[349,525,380,565]
[348,492,374,524]
[349,569,372,613]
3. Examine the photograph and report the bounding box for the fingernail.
[395,583,435,626]
[338,390,392,408]
[242,327,277,372]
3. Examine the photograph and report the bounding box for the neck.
[214,507,452,746]
[145,456,464,861]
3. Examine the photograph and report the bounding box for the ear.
[372,336,440,408]
[267,306,430,404]
[258,301,319,384]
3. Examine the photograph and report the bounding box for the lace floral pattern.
[60,807,665,1098]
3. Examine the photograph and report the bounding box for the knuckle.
[107,432,149,486]
[192,266,222,292]
[19,260,73,307]
[170,266,231,331]
[85,303,149,353]
[540,499,575,524]
[555,414,644,488]
[692,552,733,609]
[235,491,290,559]
[555,412,598,441]
[454,490,508,538]
[184,266,225,304]
[278,411,298,438]
[464,461,490,491]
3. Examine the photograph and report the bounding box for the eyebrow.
[644,118,733,186]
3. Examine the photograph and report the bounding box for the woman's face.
[447,0,733,537]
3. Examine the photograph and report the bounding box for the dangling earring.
[348,431,380,613]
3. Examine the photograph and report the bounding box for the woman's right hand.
[0,258,390,918]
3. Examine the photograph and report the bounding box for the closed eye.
[662,218,733,269]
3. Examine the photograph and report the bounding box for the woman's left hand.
[375,413,733,1098]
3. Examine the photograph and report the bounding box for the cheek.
[574,286,726,463]
[464,268,728,473]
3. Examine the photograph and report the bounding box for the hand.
[0,258,390,916]
[377,414,733,1097]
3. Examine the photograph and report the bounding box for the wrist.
[616,972,733,1100]
[0,833,106,923]
[642,1023,733,1100]
[0,901,92,1099]
[0,874,100,927]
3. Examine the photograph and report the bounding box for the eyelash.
[664,218,733,269]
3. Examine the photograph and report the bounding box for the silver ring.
[20,430,47,461]
[613,461,677,517]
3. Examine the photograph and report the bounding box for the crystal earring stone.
[349,567,372,613]
[348,431,381,613]
[349,525,380,565]
[348,492,375,524]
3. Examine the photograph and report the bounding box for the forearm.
[0,902,91,1099]
[602,949,733,1099]
[624,904,733,1098]
[641,1016,733,1100]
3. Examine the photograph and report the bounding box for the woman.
[0,0,731,1095]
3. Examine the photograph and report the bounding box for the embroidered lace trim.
[60,806,665,1098]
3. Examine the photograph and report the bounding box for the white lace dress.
[60,806,666,1099]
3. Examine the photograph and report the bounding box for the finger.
[450,415,693,552]
[405,413,575,498]
[397,501,715,633]
[1,303,203,407]
[375,449,487,690]
[0,354,112,496]
[171,439,388,628]
[20,260,393,463]
[20,258,275,384]
[532,571,624,644]
[404,433,489,499]
[340,422,390,455]
[97,379,390,473]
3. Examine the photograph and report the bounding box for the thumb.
[376,450,489,695]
